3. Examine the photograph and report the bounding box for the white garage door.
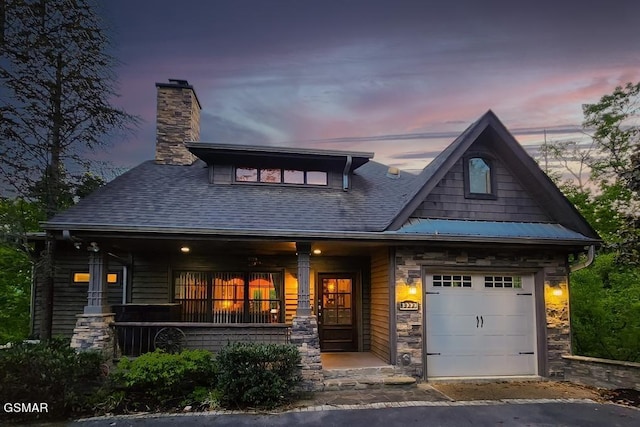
[424,273,537,378]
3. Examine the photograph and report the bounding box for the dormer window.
[235,167,327,186]
[464,155,496,199]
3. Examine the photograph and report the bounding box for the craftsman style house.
[34,79,599,385]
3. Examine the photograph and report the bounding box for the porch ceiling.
[70,235,390,257]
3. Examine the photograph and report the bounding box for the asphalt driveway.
[73,401,640,427]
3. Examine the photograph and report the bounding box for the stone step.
[322,366,400,379]
[323,375,417,391]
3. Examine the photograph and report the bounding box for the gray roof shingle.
[45,159,419,233]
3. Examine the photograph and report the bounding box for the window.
[306,171,328,186]
[432,274,472,288]
[72,271,120,285]
[235,167,327,186]
[173,271,283,323]
[464,155,496,199]
[235,167,258,182]
[484,275,522,289]
[260,168,282,183]
[284,169,304,184]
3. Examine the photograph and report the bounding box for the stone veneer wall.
[155,82,200,165]
[563,355,640,390]
[290,315,323,391]
[393,246,570,379]
[70,313,116,359]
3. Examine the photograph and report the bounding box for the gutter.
[570,245,596,272]
[343,155,352,191]
[40,223,599,246]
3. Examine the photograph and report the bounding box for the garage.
[424,272,537,379]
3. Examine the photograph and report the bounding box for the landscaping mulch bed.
[601,389,640,407]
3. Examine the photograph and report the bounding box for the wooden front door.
[318,274,356,351]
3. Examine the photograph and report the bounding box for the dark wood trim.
[535,269,547,377]
[389,247,397,366]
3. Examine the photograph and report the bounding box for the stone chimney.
[155,79,201,165]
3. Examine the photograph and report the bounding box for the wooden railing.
[112,322,291,357]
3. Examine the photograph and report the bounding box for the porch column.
[291,241,323,391]
[85,249,110,314]
[70,243,116,359]
[296,242,312,316]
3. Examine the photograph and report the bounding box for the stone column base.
[70,313,116,360]
[291,315,323,391]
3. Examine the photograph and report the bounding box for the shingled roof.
[43,158,419,235]
[42,111,600,244]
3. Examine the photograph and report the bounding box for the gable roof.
[42,111,600,245]
[385,110,600,241]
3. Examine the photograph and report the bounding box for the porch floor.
[321,352,390,369]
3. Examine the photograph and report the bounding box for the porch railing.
[112,322,291,357]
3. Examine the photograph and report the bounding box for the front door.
[318,274,357,351]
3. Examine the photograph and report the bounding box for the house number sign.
[398,300,419,311]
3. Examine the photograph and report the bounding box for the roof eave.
[41,222,599,246]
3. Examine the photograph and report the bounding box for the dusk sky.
[100,0,640,173]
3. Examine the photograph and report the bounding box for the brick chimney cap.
[168,79,190,86]
[155,79,201,109]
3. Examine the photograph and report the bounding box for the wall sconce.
[180,246,190,253]
[405,277,417,295]
[549,282,564,297]
[88,242,99,252]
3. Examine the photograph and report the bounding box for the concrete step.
[323,375,417,391]
[322,366,400,379]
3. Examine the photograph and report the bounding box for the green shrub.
[0,338,105,421]
[216,342,301,409]
[111,349,216,410]
[571,253,640,362]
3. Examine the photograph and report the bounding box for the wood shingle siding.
[411,155,551,222]
[370,248,390,363]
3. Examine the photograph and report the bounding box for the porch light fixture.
[405,277,417,295]
[313,248,322,255]
[88,242,99,252]
[549,282,563,297]
[180,246,190,253]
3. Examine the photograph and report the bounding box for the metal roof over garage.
[397,218,595,242]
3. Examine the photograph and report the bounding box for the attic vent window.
[235,167,327,186]
[464,155,496,199]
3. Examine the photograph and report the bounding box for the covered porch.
[61,236,394,368]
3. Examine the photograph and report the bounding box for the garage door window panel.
[484,275,522,289]
[432,274,472,288]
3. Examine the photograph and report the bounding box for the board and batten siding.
[32,250,124,338]
[411,156,551,222]
[130,253,170,303]
[370,248,390,363]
